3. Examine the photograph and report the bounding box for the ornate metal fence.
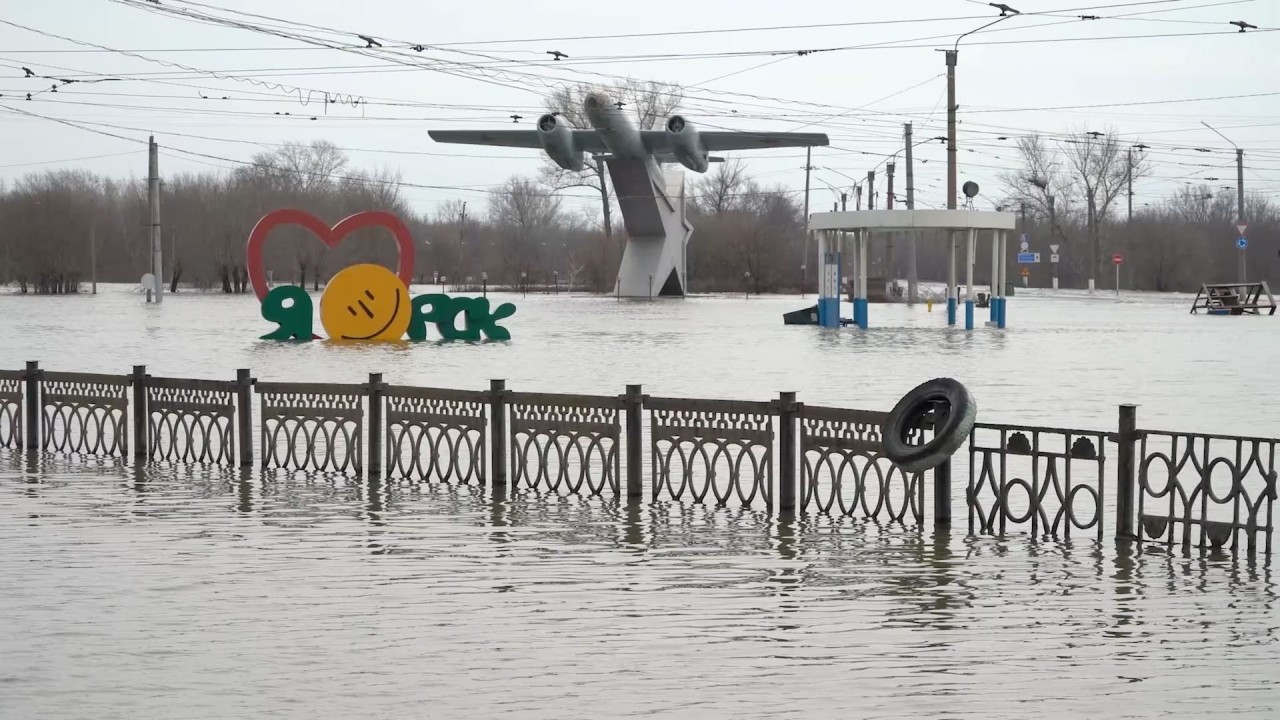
[508,392,621,497]
[384,385,487,485]
[1136,429,1277,556]
[257,382,366,474]
[2,361,1276,560]
[968,423,1108,541]
[144,376,238,466]
[39,371,129,457]
[0,370,22,450]
[799,405,926,524]
[648,397,774,507]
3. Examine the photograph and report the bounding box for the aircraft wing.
[427,129,609,152]
[641,130,829,153]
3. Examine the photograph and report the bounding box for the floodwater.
[1,285,1278,718]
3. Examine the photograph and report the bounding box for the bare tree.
[1002,129,1147,288]
[690,158,749,217]
[1061,129,1144,288]
[488,177,564,282]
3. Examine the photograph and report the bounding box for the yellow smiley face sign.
[318,263,412,341]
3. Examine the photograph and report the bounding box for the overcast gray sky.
[1,0,1277,220]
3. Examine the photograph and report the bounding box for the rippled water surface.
[1,286,1278,718]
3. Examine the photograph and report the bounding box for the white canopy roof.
[809,209,1017,232]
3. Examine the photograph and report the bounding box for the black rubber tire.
[882,378,977,473]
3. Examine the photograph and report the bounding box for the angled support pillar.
[612,162,693,298]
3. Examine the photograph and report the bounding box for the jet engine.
[664,115,709,173]
[536,114,584,171]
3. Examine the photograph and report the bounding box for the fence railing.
[2,362,1276,558]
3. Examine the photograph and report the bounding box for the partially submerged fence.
[2,361,1275,559]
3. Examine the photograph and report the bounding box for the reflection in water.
[0,458,1276,719]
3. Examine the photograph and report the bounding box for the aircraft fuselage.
[583,92,648,161]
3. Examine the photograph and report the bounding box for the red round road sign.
[1112,253,1124,265]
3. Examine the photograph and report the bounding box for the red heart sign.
[245,209,416,301]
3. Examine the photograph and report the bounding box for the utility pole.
[458,201,468,289]
[89,225,97,295]
[867,170,876,210]
[148,135,163,304]
[1126,147,1134,222]
[886,162,895,286]
[945,50,958,211]
[855,184,863,211]
[1237,146,1246,283]
[1202,122,1246,282]
[841,192,847,212]
[802,146,813,293]
[904,122,918,304]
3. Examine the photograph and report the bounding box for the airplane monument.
[429,91,829,297]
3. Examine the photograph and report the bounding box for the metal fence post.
[236,369,254,468]
[367,373,385,478]
[490,379,507,489]
[23,361,39,452]
[777,391,798,512]
[934,458,952,527]
[624,384,644,500]
[130,365,148,462]
[1115,404,1138,539]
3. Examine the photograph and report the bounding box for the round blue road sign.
[1237,236,1248,250]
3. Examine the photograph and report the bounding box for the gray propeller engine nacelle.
[536,113,584,171]
[664,115,709,173]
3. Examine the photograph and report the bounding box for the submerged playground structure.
[802,208,1017,330]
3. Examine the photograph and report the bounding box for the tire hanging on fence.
[882,378,976,473]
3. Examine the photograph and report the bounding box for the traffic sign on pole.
[1048,244,1060,254]
[1017,252,1040,264]
[1112,254,1124,265]
[1049,253,1060,263]
[1237,237,1248,250]
[1235,221,1249,237]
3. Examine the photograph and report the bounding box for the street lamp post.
[800,264,806,298]
[521,271,527,297]
[744,271,752,299]
[482,271,488,298]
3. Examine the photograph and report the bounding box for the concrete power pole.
[886,162,895,286]
[148,135,163,304]
[1202,122,1247,283]
[1126,147,1134,222]
[803,146,812,293]
[945,50,958,211]
[867,170,876,210]
[89,225,97,295]
[904,122,918,304]
[945,50,958,321]
[1237,147,1246,283]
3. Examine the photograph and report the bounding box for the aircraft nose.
[583,92,609,110]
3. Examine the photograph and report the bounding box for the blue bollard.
[965,300,974,330]
[947,297,957,326]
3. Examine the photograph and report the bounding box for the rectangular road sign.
[1017,252,1039,264]
[1050,253,1060,263]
